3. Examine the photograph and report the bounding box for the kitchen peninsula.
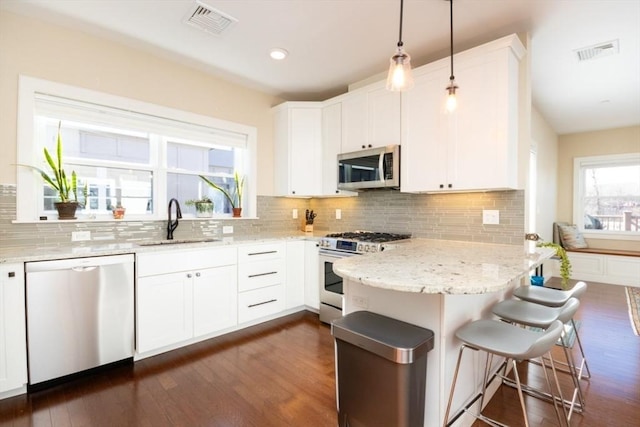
[332,239,555,427]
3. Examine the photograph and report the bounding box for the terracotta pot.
[54,201,78,220]
[232,207,242,218]
[113,207,126,219]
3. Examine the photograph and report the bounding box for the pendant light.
[386,0,414,91]
[445,0,459,112]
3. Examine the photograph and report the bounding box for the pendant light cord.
[398,0,405,48]
[449,0,454,81]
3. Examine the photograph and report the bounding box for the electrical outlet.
[352,295,369,309]
[222,225,234,234]
[292,209,298,219]
[336,209,342,220]
[71,231,91,242]
[482,210,500,225]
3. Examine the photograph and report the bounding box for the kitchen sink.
[137,238,219,246]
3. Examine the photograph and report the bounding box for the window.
[16,76,257,221]
[573,153,640,238]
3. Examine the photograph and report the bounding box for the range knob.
[357,244,363,252]
[369,245,378,253]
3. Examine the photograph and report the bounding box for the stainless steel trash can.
[331,311,435,427]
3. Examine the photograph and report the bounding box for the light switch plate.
[336,209,342,220]
[292,209,298,219]
[482,210,500,225]
[222,225,234,234]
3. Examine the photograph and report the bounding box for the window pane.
[71,166,153,216]
[167,142,234,174]
[43,122,150,165]
[582,164,640,231]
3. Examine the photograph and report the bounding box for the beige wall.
[557,125,640,250]
[531,107,559,242]
[0,11,281,195]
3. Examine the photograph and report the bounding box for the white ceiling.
[2,0,639,135]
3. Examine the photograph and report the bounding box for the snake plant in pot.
[199,172,245,217]
[21,122,85,219]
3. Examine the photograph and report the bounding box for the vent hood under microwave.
[338,145,400,191]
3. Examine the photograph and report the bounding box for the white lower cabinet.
[0,263,27,395]
[304,240,319,310]
[238,242,286,323]
[285,240,305,309]
[136,247,238,354]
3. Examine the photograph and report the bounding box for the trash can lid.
[331,311,435,364]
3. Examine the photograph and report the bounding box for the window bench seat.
[550,248,640,287]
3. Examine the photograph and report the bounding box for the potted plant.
[21,122,84,220]
[185,197,214,218]
[537,241,572,289]
[199,172,245,217]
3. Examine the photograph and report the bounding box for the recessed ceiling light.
[270,48,288,60]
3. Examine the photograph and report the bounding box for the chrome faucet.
[167,198,182,240]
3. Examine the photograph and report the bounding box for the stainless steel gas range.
[318,231,411,324]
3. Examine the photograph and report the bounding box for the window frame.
[572,152,640,241]
[16,75,258,222]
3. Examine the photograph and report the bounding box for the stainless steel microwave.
[338,145,400,190]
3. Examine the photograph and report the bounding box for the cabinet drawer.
[238,243,285,263]
[137,247,237,277]
[238,285,285,324]
[238,259,284,292]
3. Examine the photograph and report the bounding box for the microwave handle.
[379,152,385,183]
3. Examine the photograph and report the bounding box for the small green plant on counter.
[185,197,214,217]
[537,241,572,289]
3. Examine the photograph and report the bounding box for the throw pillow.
[558,225,589,249]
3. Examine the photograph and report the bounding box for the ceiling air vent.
[184,1,238,36]
[574,40,619,62]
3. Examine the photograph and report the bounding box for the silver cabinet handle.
[187,273,193,278]
[248,271,277,278]
[248,250,278,256]
[71,266,98,272]
[195,272,201,277]
[248,299,277,308]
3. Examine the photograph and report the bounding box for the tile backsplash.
[0,184,524,248]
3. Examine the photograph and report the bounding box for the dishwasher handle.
[26,254,135,273]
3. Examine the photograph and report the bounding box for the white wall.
[0,11,282,195]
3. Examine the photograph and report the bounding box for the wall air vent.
[574,39,619,62]
[184,1,238,36]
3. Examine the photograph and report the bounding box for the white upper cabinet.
[341,81,401,153]
[273,102,323,196]
[401,34,525,193]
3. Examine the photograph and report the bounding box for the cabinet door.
[341,91,368,153]
[304,241,320,310]
[401,64,450,192]
[137,272,193,353]
[285,241,305,309]
[0,264,27,393]
[193,265,238,337]
[273,104,322,196]
[367,85,401,148]
[450,50,518,190]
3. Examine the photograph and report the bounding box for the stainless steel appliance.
[318,231,411,324]
[25,254,135,386]
[338,145,400,190]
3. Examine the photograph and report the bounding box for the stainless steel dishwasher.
[25,254,135,386]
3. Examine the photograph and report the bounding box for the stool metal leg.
[571,318,592,379]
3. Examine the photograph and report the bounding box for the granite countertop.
[332,238,556,295]
[0,231,322,264]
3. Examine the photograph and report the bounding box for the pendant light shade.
[445,0,458,112]
[386,0,414,91]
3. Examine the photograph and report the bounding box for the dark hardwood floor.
[1,280,638,426]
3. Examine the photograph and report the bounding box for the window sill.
[12,216,259,224]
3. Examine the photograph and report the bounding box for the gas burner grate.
[326,231,411,243]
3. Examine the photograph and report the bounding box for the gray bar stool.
[513,281,591,380]
[492,297,584,422]
[443,319,567,427]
